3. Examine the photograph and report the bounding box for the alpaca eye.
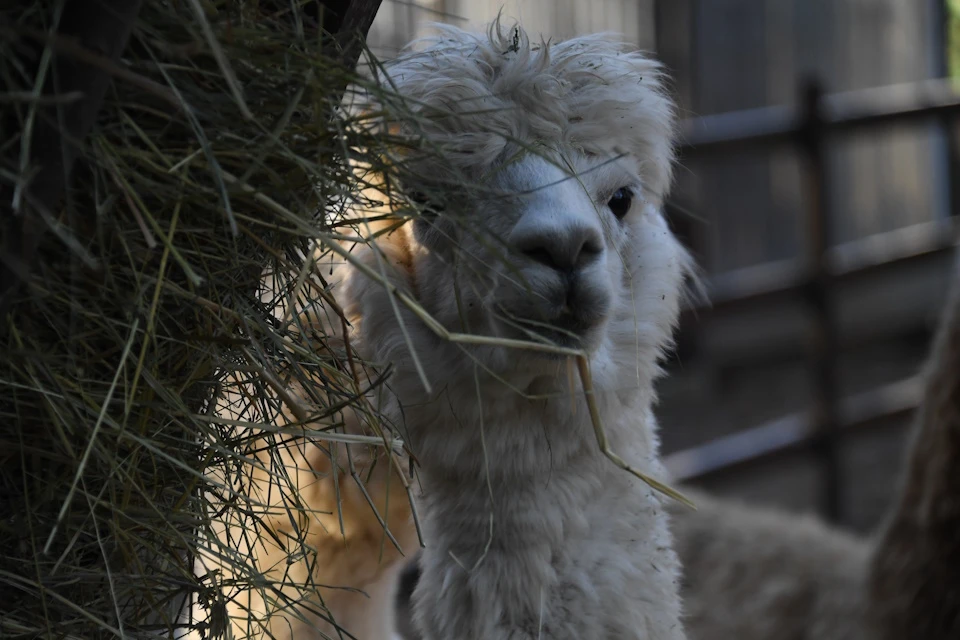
[408,191,443,218]
[607,187,633,219]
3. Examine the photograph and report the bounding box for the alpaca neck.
[405,361,681,639]
[405,360,657,493]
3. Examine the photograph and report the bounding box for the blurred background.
[363,0,960,534]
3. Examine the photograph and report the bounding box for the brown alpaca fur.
[197,304,418,640]
[219,430,414,640]
[867,257,960,639]
[214,440,414,639]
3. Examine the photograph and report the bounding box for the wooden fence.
[664,73,960,524]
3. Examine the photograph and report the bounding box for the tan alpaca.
[669,252,960,640]
[190,290,418,640]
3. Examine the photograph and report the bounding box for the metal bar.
[927,0,956,223]
[332,0,387,70]
[679,76,960,156]
[681,216,960,317]
[664,375,924,481]
[798,78,843,523]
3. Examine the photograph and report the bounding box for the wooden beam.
[664,374,924,481]
[679,76,960,157]
[684,216,960,317]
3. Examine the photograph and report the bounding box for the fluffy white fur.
[320,21,693,640]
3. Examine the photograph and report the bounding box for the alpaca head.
[352,22,691,389]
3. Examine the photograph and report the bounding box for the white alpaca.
[322,21,692,640]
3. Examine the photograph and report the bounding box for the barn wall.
[660,0,947,273]
[654,0,953,533]
[366,0,656,57]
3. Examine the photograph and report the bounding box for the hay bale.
[0,1,411,637]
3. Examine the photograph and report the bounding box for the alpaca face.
[395,146,689,388]
[481,153,624,351]
[406,151,670,355]
[360,23,690,385]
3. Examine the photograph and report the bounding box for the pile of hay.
[0,1,417,637]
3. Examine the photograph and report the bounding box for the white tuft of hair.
[377,18,677,205]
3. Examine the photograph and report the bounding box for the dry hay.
[0,1,412,637]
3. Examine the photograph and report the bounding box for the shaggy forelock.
[379,20,677,203]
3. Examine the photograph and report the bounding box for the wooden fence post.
[798,77,843,524]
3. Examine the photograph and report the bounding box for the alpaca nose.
[513,220,603,272]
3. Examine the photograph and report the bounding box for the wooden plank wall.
[658,0,947,273]
[653,0,952,531]
[366,0,656,57]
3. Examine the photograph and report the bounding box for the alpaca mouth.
[507,311,600,349]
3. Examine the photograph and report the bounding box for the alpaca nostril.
[578,238,602,265]
[523,246,560,271]
[519,234,603,272]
